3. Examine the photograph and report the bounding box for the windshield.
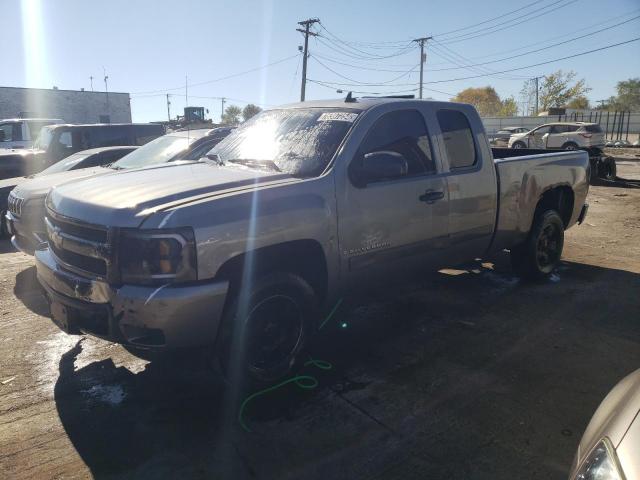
[35,152,90,176]
[33,126,54,150]
[112,134,193,169]
[209,108,358,177]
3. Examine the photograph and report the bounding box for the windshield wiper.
[106,163,124,170]
[225,158,282,172]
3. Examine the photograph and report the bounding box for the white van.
[0,118,63,150]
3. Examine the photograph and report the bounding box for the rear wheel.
[217,272,316,386]
[511,210,564,280]
[512,141,526,149]
[562,142,579,151]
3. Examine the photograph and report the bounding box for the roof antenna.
[344,91,356,103]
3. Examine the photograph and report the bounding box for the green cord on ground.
[238,359,333,432]
[318,297,343,331]
[238,299,343,432]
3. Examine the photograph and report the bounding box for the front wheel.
[512,141,526,149]
[511,210,564,280]
[217,272,316,386]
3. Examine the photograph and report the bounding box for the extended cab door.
[336,106,449,285]
[435,108,498,263]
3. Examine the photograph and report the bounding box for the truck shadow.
[53,255,640,479]
[14,265,50,316]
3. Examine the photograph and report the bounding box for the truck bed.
[489,147,590,253]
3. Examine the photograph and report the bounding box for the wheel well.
[535,186,574,228]
[215,240,328,302]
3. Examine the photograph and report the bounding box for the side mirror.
[360,151,408,183]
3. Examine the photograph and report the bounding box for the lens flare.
[21,0,49,115]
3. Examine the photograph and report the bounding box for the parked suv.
[0,123,165,179]
[0,118,62,150]
[5,127,232,253]
[509,122,605,151]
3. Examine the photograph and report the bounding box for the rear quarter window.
[436,110,477,170]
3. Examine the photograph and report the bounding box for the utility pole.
[89,76,94,91]
[166,94,171,122]
[103,67,109,118]
[596,99,607,109]
[532,76,542,115]
[220,97,226,123]
[413,36,432,99]
[296,18,319,102]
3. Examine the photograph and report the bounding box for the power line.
[437,0,579,45]
[130,54,300,96]
[429,41,530,81]
[430,8,640,65]
[433,0,546,37]
[428,14,640,72]
[318,22,415,59]
[311,55,418,85]
[309,36,640,88]
[308,78,455,97]
[423,37,640,84]
[312,52,421,72]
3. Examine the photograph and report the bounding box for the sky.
[2,0,639,122]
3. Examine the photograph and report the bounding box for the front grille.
[50,243,108,276]
[45,212,111,278]
[7,193,24,217]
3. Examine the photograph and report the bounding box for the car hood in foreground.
[47,162,296,228]
[575,369,640,467]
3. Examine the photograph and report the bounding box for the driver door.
[337,108,449,286]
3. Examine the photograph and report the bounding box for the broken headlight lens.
[573,438,624,480]
[118,228,197,285]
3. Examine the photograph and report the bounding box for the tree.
[499,96,518,116]
[606,78,640,111]
[242,104,262,121]
[452,86,502,116]
[221,105,242,125]
[566,96,590,110]
[521,70,590,112]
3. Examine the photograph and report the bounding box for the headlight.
[573,438,624,480]
[118,228,197,285]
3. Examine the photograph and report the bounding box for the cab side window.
[437,110,477,169]
[351,109,436,183]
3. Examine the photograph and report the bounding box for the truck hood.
[12,167,112,200]
[47,162,294,227]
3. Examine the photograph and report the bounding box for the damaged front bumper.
[35,245,229,349]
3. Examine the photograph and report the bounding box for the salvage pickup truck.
[35,97,590,383]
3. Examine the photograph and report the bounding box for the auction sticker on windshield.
[317,112,358,123]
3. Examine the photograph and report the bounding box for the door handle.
[419,190,444,204]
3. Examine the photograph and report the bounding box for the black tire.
[511,210,564,280]
[598,157,617,180]
[512,141,526,149]
[562,142,579,151]
[216,272,316,386]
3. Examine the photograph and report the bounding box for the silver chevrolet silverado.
[35,98,590,382]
